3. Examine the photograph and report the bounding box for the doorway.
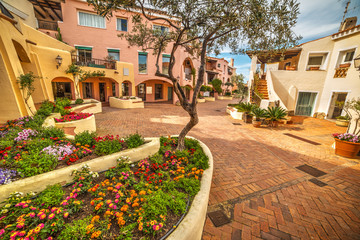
[167,87,173,101]
[52,82,72,99]
[295,92,318,116]
[99,82,106,102]
[328,92,348,119]
[138,83,146,101]
[155,84,163,100]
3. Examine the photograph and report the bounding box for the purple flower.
[0,168,17,185]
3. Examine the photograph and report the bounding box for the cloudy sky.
[212,0,360,82]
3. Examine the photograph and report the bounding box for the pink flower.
[39,214,46,220]
[0,229,5,236]
[29,212,35,218]
[48,213,55,220]
[16,223,24,229]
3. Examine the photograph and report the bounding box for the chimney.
[230,58,234,67]
[339,17,357,31]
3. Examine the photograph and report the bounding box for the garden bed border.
[167,136,213,240]
[0,138,159,203]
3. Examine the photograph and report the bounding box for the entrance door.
[99,82,106,102]
[328,92,348,119]
[168,87,173,100]
[295,92,317,116]
[155,84,163,100]
[138,83,146,101]
[52,82,72,99]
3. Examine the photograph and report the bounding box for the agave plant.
[266,106,287,126]
[251,107,267,121]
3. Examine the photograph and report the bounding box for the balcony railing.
[38,20,58,31]
[334,67,349,78]
[71,55,116,70]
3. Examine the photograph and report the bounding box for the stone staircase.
[256,75,269,100]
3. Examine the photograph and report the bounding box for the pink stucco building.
[31,0,235,103]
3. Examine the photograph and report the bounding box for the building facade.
[0,0,134,123]
[205,56,236,93]
[248,18,360,122]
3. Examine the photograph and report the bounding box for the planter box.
[217,96,233,100]
[204,97,215,102]
[336,119,349,127]
[54,114,96,135]
[228,107,243,120]
[71,99,102,114]
[109,97,144,109]
[334,138,360,158]
[197,98,205,103]
[167,137,213,240]
[0,138,159,203]
[42,113,61,128]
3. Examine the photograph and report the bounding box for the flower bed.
[0,116,147,185]
[54,113,93,123]
[0,136,212,240]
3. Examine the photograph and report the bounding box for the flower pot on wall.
[334,138,360,158]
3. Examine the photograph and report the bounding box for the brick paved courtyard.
[95,100,360,240]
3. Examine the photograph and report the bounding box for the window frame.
[162,54,170,75]
[305,52,329,71]
[78,11,106,29]
[153,24,169,34]
[116,18,128,32]
[107,49,120,61]
[138,52,148,74]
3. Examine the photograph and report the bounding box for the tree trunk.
[177,110,199,150]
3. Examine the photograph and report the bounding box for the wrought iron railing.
[71,55,116,70]
[38,20,58,31]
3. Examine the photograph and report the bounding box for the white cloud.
[234,63,251,69]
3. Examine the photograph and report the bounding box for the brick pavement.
[95,100,360,240]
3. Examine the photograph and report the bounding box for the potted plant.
[251,107,267,128]
[237,102,254,123]
[266,106,287,127]
[333,133,360,158]
[336,115,350,127]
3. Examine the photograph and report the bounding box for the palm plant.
[266,106,287,127]
[237,102,254,113]
[252,107,267,121]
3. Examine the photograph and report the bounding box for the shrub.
[34,184,64,208]
[225,91,231,96]
[16,153,57,177]
[58,216,91,240]
[236,102,254,113]
[251,107,267,120]
[23,114,46,130]
[191,150,209,170]
[27,138,54,153]
[75,98,84,105]
[94,140,123,155]
[175,178,200,197]
[40,126,65,139]
[266,106,287,122]
[125,133,145,149]
[55,97,71,108]
[209,79,223,94]
[36,100,55,117]
[75,131,97,147]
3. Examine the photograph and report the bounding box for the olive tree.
[88,0,301,150]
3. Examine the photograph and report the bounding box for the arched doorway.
[52,77,75,100]
[136,79,173,103]
[122,81,132,97]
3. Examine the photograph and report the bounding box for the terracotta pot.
[243,113,253,123]
[339,63,351,68]
[335,119,349,127]
[252,120,261,128]
[334,138,360,158]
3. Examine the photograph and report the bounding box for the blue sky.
[211,0,360,82]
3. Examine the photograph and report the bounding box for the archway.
[51,77,75,100]
[122,80,132,97]
[80,77,119,102]
[136,79,173,103]
[183,58,195,83]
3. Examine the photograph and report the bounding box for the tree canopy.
[87,0,301,149]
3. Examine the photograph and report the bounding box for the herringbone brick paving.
[95,100,360,240]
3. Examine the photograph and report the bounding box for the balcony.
[71,55,116,70]
[38,20,58,31]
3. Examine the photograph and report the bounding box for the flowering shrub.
[333,133,360,143]
[14,129,38,141]
[0,168,16,184]
[63,145,92,165]
[54,112,93,123]
[42,144,76,161]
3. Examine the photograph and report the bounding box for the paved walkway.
[95,100,360,240]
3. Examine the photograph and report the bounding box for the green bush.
[27,138,54,153]
[236,102,254,113]
[225,91,231,96]
[251,107,267,120]
[125,133,145,149]
[175,178,200,197]
[210,79,223,94]
[266,106,287,122]
[36,100,55,117]
[16,153,57,177]
[55,97,71,108]
[34,184,64,208]
[40,126,65,139]
[94,140,123,155]
[58,216,91,240]
[75,131,97,146]
[191,150,209,170]
[75,98,84,105]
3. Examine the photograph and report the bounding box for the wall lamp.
[55,55,63,69]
